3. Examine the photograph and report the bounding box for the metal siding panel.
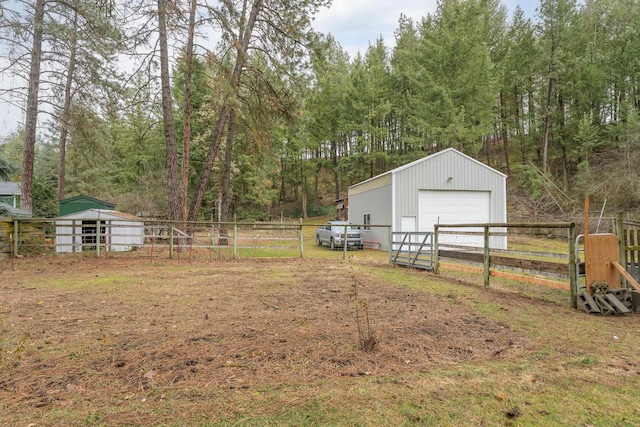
[393,150,507,231]
[348,173,392,196]
[348,184,391,248]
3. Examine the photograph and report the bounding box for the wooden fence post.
[484,225,490,287]
[388,226,392,264]
[9,233,14,270]
[13,220,18,257]
[233,214,237,260]
[169,225,174,258]
[569,223,577,309]
[299,219,304,258]
[615,212,627,289]
[433,225,439,274]
[96,219,101,258]
[342,223,347,259]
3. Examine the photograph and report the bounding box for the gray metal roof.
[390,148,507,178]
[0,201,31,218]
[348,148,506,191]
[57,209,142,221]
[0,181,20,196]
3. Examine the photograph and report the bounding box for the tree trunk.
[514,85,526,164]
[528,79,538,161]
[302,191,308,219]
[542,76,554,175]
[301,161,307,218]
[158,0,181,221]
[188,0,262,224]
[313,159,319,204]
[180,0,198,223]
[279,157,286,202]
[58,10,79,202]
[562,146,569,192]
[219,109,236,237]
[188,105,229,224]
[485,135,491,163]
[499,91,510,175]
[331,137,339,200]
[20,0,46,214]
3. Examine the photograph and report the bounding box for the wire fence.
[0,218,314,261]
[3,216,638,310]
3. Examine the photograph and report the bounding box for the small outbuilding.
[335,197,349,221]
[55,209,144,253]
[59,195,116,216]
[348,148,507,250]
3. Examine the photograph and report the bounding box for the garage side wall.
[348,184,392,249]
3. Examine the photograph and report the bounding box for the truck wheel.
[316,235,322,246]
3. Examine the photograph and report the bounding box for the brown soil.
[1,255,526,423]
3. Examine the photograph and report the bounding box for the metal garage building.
[347,148,507,250]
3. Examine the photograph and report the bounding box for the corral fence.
[389,223,578,305]
[429,215,640,310]
[3,215,639,310]
[0,217,306,260]
[433,222,578,306]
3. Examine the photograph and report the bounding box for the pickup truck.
[315,221,364,250]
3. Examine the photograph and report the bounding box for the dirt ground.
[0,254,530,421]
[6,253,640,426]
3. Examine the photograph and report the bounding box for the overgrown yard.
[1,254,640,426]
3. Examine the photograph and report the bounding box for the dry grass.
[1,254,640,426]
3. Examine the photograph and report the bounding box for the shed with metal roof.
[55,209,144,253]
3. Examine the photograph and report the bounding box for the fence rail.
[0,218,305,260]
[4,216,639,311]
[434,222,578,307]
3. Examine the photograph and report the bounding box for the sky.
[312,0,538,58]
[0,0,539,139]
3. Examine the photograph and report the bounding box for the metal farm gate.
[390,232,434,270]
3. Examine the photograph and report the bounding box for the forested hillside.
[1,0,639,220]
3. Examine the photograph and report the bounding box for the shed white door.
[418,190,490,248]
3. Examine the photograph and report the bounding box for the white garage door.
[418,190,490,248]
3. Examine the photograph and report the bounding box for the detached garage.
[347,148,507,250]
[56,209,144,253]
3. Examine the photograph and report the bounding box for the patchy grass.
[1,255,639,426]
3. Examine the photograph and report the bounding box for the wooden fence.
[622,218,640,283]
[434,222,578,307]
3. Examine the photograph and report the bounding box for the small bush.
[349,275,378,353]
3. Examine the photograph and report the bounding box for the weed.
[348,273,379,353]
[0,315,29,370]
[563,355,600,367]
